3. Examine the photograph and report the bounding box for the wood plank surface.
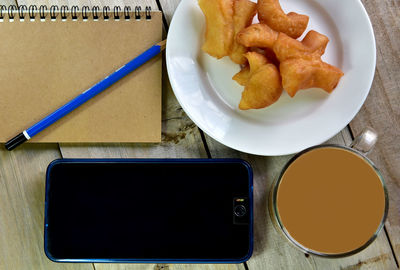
[159,0,399,269]
[0,144,93,270]
[351,0,400,264]
[0,0,397,269]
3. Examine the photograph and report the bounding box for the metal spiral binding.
[0,6,5,20]
[8,5,16,20]
[60,5,68,20]
[145,6,151,20]
[124,6,131,20]
[0,5,152,21]
[92,6,100,20]
[50,6,58,20]
[82,6,89,20]
[103,6,110,20]
[114,6,121,20]
[135,6,142,20]
[39,5,47,20]
[29,5,37,20]
[18,5,27,20]
[71,6,79,20]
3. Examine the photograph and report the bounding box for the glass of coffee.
[269,128,388,257]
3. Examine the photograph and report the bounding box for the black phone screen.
[45,159,252,262]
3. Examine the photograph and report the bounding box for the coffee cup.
[269,128,388,257]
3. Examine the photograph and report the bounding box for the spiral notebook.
[0,5,162,143]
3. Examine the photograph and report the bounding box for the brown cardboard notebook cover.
[0,11,162,143]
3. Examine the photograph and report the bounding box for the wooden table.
[0,0,398,269]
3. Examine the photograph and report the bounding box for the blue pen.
[5,40,166,151]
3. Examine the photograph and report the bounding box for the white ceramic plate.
[166,0,375,156]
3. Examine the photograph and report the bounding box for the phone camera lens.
[234,205,247,217]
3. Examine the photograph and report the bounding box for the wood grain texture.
[0,144,93,270]
[352,0,400,264]
[172,266,245,270]
[0,0,396,269]
[94,264,154,270]
[156,0,177,24]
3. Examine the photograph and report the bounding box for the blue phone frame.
[44,158,254,264]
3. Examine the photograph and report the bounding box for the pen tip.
[5,132,28,151]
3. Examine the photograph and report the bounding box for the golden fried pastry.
[232,52,269,85]
[239,64,283,110]
[272,32,343,96]
[236,23,278,48]
[273,31,329,62]
[199,0,343,109]
[199,0,234,58]
[302,30,329,56]
[246,51,270,73]
[273,32,320,62]
[263,48,280,67]
[257,0,309,39]
[229,0,257,64]
[280,58,344,97]
[232,66,250,86]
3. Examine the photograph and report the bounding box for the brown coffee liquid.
[276,147,385,254]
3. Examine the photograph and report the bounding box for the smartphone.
[44,159,253,263]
